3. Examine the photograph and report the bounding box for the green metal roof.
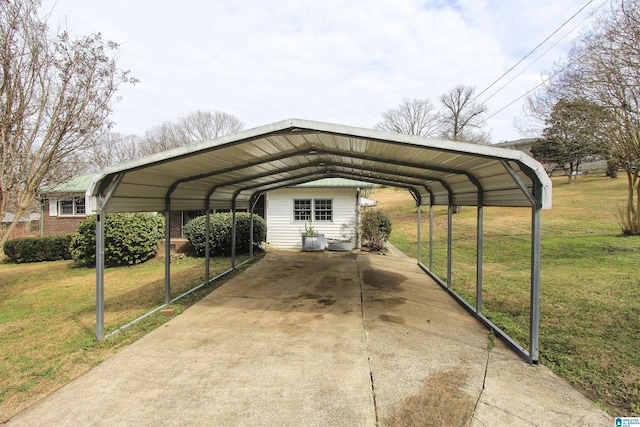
[45,173,97,193]
[294,178,374,188]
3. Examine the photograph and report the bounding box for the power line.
[481,66,569,123]
[479,0,607,106]
[472,0,596,104]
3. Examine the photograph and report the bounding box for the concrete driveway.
[6,250,611,426]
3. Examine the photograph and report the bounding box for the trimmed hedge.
[70,213,164,267]
[183,212,266,256]
[361,209,392,251]
[3,235,73,263]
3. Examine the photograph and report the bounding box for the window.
[293,198,332,222]
[60,200,74,215]
[59,197,86,216]
[294,199,312,221]
[314,199,332,221]
[75,197,86,215]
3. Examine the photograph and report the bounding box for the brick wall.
[42,210,85,236]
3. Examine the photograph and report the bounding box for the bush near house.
[3,235,72,263]
[70,213,164,267]
[360,209,393,251]
[183,213,267,256]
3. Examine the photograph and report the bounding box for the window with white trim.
[314,199,332,221]
[293,198,333,222]
[58,197,86,216]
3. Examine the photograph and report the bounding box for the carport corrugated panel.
[88,118,551,213]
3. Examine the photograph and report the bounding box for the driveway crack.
[356,259,379,425]
[468,331,493,426]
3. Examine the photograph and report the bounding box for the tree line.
[89,110,244,171]
[375,85,491,144]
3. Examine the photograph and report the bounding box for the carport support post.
[231,198,237,269]
[530,190,542,363]
[429,203,434,271]
[96,209,105,339]
[249,194,260,258]
[447,204,453,288]
[476,202,484,314]
[416,204,421,261]
[164,204,171,305]
[205,199,211,283]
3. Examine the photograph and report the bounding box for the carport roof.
[88,118,552,213]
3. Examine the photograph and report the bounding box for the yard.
[1,171,638,420]
[0,253,258,422]
[373,172,640,416]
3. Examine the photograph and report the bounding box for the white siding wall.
[266,188,358,250]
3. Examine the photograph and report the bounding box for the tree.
[375,98,441,137]
[90,132,142,170]
[0,0,135,250]
[176,110,243,142]
[139,121,183,155]
[532,98,607,183]
[437,85,491,212]
[140,110,243,156]
[525,0,640,234]
[439,85,490,144]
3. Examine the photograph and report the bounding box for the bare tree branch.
[375,98,441,137]
[0,0,136,249]
[438,85,490,143]
[139,110,243,156]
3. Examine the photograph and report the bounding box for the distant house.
[1,212,39,239]
[492,138,536,156]
[42,174,374,251]
[494,138,606,172]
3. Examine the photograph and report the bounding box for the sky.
[42,0,603,143]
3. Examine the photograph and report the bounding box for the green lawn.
[374,173,640,416]
[0,253,259,422]
[2,172,638,419]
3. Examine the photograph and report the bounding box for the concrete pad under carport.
[7,250,611,426]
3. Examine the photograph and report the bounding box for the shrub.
[70,213,164,267]
[3,235,73,263]
[183,212,267,256]
[360,209,392,251]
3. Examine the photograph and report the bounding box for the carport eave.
[86,118,551,214]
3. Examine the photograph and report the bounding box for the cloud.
[42,0,598,142]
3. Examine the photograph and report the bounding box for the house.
[494,138,606,172]
[43,173,373,251]
[265,178,374,250]
[492,138,536,156]
[41,172,254,240]
[1,212,39,239]
[41,173,96,236]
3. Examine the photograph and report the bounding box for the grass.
[373,172,640,417]
[1,172,637,419]
[0,252,261,422]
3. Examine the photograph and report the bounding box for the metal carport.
[87,118,551,363]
